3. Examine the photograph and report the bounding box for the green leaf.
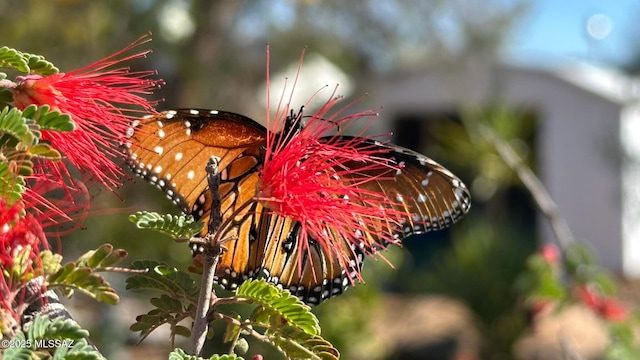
[0,106,37,146]
[15,316,102,360]
[0,46,29,72]
[26,316,90,341]
[76,244,127,269]
[28,143,61,160]
[51,338,103,360]
[266,326,339,360]
[1,332,34,360]
[22,104,74,132]
[130,309,177,343]
[47,262,120,305]
[150,294,185,312]
[22,52,59,75]
[40,250,63,276]
[169,348,245,360]
[129,211,204,241]
[174,325,191,338]
[126,260,199,298]
[237,279,320,336]
[222,312,242,344]
[127,261,199,343]
[2,149,34,176]
[0,162,26,204]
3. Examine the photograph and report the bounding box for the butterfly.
[125,108,470,305]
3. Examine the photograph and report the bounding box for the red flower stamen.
[10,34,163,190]
[0,201,47,269]
[256,50,414,281]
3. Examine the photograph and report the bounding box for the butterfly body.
[126,109,470,305]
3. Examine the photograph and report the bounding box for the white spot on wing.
[153,146,164,155]
[187,170,195,179]
[175,152,183,161]
[190,109,199,115]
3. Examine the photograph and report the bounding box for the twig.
[190,156,223,356]
[470,117,575,250]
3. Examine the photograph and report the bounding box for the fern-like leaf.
[76,244,127,269]
[47,262,119,304]
[1,332,34,360]
[0,162,26,204]
[129,211,204,241]
[0,106,36,146]
[26,316,90,342]
[0,46,29,72]
[22,52,59,75]
[22,104,74,132]
[237,279,320,336]
[169,348,245,360]
[126,260,199,298]
[266,326,340,360]
[28,143,61,160]
[127,261,200,342]
[130,307,184,343]
[16,316,103,360]
[51,338,103,360]
[2,149,34,176]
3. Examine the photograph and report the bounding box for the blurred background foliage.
[2,0,625,359]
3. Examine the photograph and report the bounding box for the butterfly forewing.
[126,109,268,289]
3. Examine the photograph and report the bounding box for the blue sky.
[505,0,640,68]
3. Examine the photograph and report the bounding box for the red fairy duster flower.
[540,243,560,264]
[0,200,47,269]
[0,200,47,330]
[257,93,413,280]
[575,285,629,322]
[22,171,91,240]
[10,35,163,189]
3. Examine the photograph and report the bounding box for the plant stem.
[475,121,575,250]
[190,244,220,355]
[190,156,223,356]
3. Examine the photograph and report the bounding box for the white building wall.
[374,62,632,275]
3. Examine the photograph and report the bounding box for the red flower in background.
[540,243,560,264]
[576,285,629,322]
[10,35,163,190]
